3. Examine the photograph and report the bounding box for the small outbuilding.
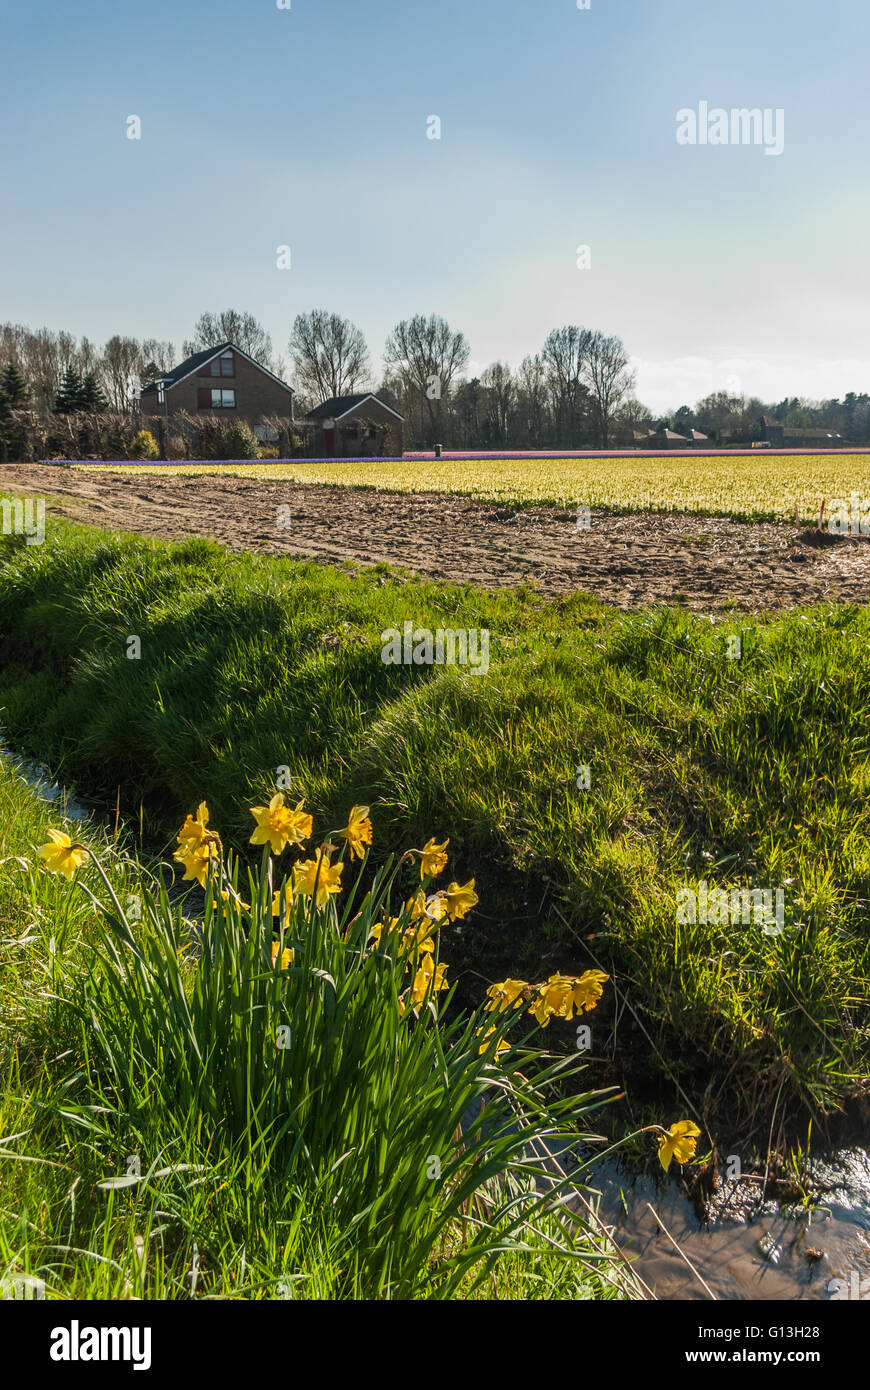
[305,393,405,457]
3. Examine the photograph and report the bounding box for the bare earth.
[4,463,870,611]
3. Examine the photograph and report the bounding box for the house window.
[211,389,235,408]
[210,351,234,377]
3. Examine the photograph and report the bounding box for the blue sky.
[1,0,868,410]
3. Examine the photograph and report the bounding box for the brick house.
[140,343,295,429]
[305,393,405,457]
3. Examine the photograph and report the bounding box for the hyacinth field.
[78,452,870,523]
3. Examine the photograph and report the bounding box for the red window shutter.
[197,388,211,409]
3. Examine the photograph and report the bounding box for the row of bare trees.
[0,308,641,454]
[286,311,638,448]
[4,305,867,458]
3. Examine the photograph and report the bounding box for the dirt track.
[3,463,870,611]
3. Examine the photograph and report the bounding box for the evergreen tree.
[79,371,108,413]
[54,365,85,414]
[0,361,28,408]
[0,361,32,461]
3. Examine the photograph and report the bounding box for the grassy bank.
[0,755,635,1299]
[0,509,868,1148]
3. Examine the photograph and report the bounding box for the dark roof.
[306,393,404,422]
[141,343,294,396]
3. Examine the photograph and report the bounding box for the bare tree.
[541,325,593,445]
[384,313,470,446]
[101,335,142,413]
[139,338,176,383]
[183,310,273,368]
[514,354,548,446]
[289,310,371,403]
[481,361,514,444]
[584,330,635,448]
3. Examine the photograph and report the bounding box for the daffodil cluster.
[485,969,610,1028]
[34,804,702,1174]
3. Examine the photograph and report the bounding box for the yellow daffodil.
[410,954,449,1006]
[37,829,89,880]
[177,802,210,847]
[403,918,437,955]
[486,979,530,1013]
[529,975,574,1027]
[441,879,478,920]
[420,837,449,879]
[476,1026,511,1058]
[293,847,344,908]
[341,805,373,860]
[250,794,312,856]
[174,840,219,887]
[221,887,250,911]
[570,970,610,1014]
[657,1121,702,1172]
[529,972,609,1027]
[406,889,447,923]
[368,915,400,948]
[271,888,294,926]
[271,943,294,971]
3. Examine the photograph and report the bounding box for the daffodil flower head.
[271,943,294,971]
[485,979,530,1013]
[409,954,449,1007]
[250,793,312,856]
[657,1121,702,1172]
[37,829,89,880]
[174,839,220,887]
[476,1026,511,1057]
[341,805,373,861]
[177,802,210,847]
[420,837,449,880]
[271,886,294,926]
[442,879,478,921]
[293,846,344,909]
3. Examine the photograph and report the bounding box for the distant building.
[760,415,843,447]
[141,343,295,428]
[306,393,405,456]
[634,423,709,448]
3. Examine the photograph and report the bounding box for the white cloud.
[633,355,870,413]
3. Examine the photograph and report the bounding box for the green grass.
[0,508,868,1148]
[0,756,635,1300]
